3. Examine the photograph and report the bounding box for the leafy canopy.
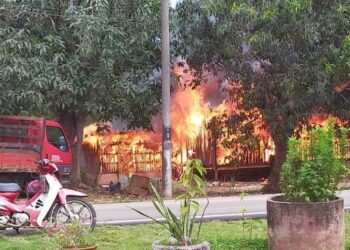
[174,0,350,191]
[0,0,162,128]
[175,0,350,142]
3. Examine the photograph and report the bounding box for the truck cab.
[0,116,72,187]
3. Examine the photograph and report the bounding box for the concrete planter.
[152,241,210,250]
[267,195,344,250]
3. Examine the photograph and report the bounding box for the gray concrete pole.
[161,0,172,198]
[68,0,73,9]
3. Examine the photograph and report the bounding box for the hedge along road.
[95,190,350,226]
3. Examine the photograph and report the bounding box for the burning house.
[83,65,276,184]
[82,63,350,185]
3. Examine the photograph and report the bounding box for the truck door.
[43,125,72,181]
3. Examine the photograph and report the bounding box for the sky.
[170,0,180,8]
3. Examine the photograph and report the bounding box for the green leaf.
[176,194,188,201]
[193,174,203,189]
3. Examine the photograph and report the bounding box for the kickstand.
[14,228,19,234]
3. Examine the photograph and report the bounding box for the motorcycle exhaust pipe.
[0,221,28,228]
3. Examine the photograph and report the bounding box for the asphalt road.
[95,190,350,225]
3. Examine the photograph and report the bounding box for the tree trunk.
[68,0,73,9]
[262,139,288,193]
[59,112,85,185]
[74,115,87,185]
[212,137,218,181]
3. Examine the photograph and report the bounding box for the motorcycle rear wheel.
[51,197,96,229]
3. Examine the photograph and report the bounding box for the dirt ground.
[70,179,267,203]
[71,178,350,204]
[15,178,350,203]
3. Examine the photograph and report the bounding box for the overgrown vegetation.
[282,120,349,202]
[239,192,264,240]
[0,0,162,183]
[0,220,268,250]
[174,0,350,192]
[47,220,91,248]
[4,214,350,249]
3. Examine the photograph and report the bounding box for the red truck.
[0,116,72,187]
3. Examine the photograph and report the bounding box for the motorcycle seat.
[0,183,21,192]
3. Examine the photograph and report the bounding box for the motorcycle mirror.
[59,136,68,151]
[33,144,41,153]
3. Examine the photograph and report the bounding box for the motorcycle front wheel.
[51,197,96,229]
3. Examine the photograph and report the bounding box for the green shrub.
[281,120,349,202]
[48,220,91,249]
[132,159,208,246]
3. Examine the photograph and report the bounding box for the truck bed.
[0,116,43,172]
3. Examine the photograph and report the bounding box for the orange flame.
[83,64,276,176]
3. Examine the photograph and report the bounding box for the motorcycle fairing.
[23,193,47,226]
[0,196,26,213]
[57,188,87,204]
[35,174,62,227]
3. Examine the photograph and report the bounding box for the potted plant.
[132,159,210,250]
[50,220,97,250]
[267,120,349,250]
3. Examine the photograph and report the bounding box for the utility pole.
[68,0,73,9]
[161,0,172,198]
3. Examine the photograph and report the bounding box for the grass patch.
[2,214,350,249]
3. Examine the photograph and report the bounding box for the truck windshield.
[46,126,69,152]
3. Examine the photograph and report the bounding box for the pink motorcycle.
[0,157,96,231]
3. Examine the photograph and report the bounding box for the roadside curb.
[97,207,350,226]
[96,212,267,226]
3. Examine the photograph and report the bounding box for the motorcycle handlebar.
[35,159,49,166]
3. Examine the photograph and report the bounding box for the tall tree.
[175,0,350,192]
[0,0,162,183]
